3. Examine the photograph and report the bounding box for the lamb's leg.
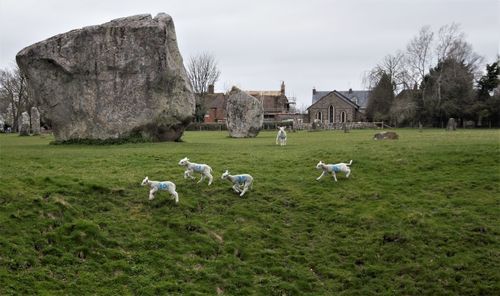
[197,175,205,183]
[206,172,213,186]
[332,172,338,182]
[149,187,158,200]
[240,184,249,196]
[346,168,351,178]
[232,184,241,193]
[184,170,194,180]
[171,190,179,203]
[316,171,326,180]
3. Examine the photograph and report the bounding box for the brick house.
[201,82,295,123]
[307,88,369,124]
[202,85,227,123]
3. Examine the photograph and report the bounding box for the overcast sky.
[0,0,498,108]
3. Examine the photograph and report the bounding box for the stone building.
[307,88,369,125]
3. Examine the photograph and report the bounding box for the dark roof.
[312,91,330,104]
[203,93,226,109]
[396,89,420,99]
[338,90,370,109]
[312,89,369,109]
[307,90,359,110]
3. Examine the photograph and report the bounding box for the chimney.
[208,84,214,94]
[280,81,285,95]
[348,88,353,94]
[312,87,317,95]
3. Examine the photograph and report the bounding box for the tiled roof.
[312,91,331,104]
[338,90,370,109]
[308,90,359,110]
[312,89,370,109]
[203,93,226,109]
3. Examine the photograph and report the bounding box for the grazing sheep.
[178,157,213,185]
[276,126,287,146]
[221,170,253,196]
[316,160,352,182]
[141,176,179,203]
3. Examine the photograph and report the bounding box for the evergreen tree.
[422,58,475,126]
[366,72,395,122]
[475,61,500,126]
[477,62,499,97]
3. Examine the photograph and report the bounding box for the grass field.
[0,129,499,295]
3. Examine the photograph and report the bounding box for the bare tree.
[406,25,434,87]
[364,51,409,92]
[186,52,220,95]
[436,23,483,77]
[425,23,483,125]
[0,66,30,131]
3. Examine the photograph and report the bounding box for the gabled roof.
[312,91,331,103]
[307,90,360,110]
[312,89,369,109]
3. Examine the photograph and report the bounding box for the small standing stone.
[19,111,30,136]
[446,118,457,131]
[373,131,399,140]
[31,107,41,135]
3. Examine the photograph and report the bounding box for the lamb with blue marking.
[178,157,213,185]
[221,170,253,196]
[141,176,179,203]
[316,160,352,182]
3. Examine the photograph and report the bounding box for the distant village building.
[308,88,369,124]
[201,82,296,123]
[247,81,295,121]
[202,85,226,123]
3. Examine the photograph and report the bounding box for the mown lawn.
[0,129,499,295]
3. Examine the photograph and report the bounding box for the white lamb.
[141,176,179,203]
[221,170,254,196]
[316,160,352,182]
[276,126,287,146]
[178,157,213,185]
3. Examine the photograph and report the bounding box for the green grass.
[0,129,499,295]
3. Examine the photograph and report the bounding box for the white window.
[316,111,323,121]
[341,111,347,123]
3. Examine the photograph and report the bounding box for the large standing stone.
[225,87,263,138]
[31,107,41,135]
[16,13,194,142]
[19,112,30,136]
